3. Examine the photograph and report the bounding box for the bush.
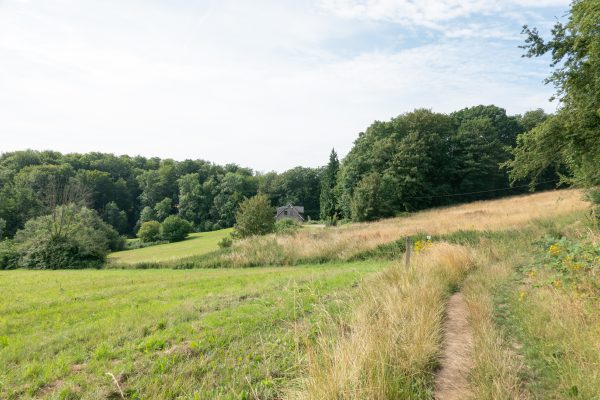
[233,194,275,238]
[218,236,233,248]
[137,221,161,243]
[0,240,19,269]
[275,218,301,235]
[14,205,117,269]
[160,216,192,242]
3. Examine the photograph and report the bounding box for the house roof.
[276,204,304,213]
[275,204,305,220]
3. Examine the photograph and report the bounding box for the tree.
[178,173,208,228]
[510,0,600,192]
[154,197,173,222]
[233,194,275,238]
[137,220,161,243]
[320,149,339,220]
[160,216,192,242]
[13,205,120,269]
[139,206,156,224]
[351,172,381,222]
[103,201,128,234]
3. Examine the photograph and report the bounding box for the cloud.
[317,0,570,31]
[0,0,562,171]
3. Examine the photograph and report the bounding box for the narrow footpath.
[434,293,474,400]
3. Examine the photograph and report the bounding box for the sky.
[0,0,570,172]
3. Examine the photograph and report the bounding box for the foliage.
[260,167,322,220]
[510,0,600,200]
[0,239,18,270]
[320,149,339,220]
[525,237,600,296]
[0,150,321,238]
[103,201,128,234]
[137,221,162,243]
[337,107,535,221]
[13,205,119,269]
[160,216,192,242]
[154,197,173,222]
[233,194,275,238]
[274,218,301,235]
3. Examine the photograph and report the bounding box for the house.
[275,204,304,222]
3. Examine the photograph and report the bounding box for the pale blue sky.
[0,0,569,171]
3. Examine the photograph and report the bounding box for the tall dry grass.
[286,243,474,400]
[222,190,589,268]
[462,260,531,399]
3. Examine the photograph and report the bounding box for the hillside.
[107,229,233,265]
[1,189,598,399]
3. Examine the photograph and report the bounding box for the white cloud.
[318,0,570,26]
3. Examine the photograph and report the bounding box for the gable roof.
[275,204,305,220]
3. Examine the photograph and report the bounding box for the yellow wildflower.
[553,279,562,288]
[548,243,562,257]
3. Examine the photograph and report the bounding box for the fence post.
[405,237,412,270]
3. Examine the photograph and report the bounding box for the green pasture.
[107,229,233,265]
[0,261,384,399]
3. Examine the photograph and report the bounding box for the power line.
[404,179,560,200]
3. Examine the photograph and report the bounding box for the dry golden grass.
[225,190,589,267]
[287,243,474,400]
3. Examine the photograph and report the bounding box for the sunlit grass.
[0,261,383,399]
[107,228,233,264]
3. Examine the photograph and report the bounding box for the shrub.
[0,240,18,270]
[14,205,117,269]
[137,221,161,243]
[275,218,301,235]
[160,216,192,242]
[218,236,233,248]
[233,194,275,238]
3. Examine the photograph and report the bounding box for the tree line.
[321,106,556,222]
[0,152,322,239]
[0,103,555,244]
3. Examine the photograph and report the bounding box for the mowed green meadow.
[107,229,233,265]
[0,261,384,399]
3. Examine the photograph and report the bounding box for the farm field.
[0,261,383,399]
[107,228,233,265]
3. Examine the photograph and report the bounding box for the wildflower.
[553,279,562,288]
[413,240,432,254]
[518,291,526,301]
[548,243,562,257]
[528,270,537,278]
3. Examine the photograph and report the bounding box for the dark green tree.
[160,216,192,242]
[13,205,120,269]
[103,201,128,234]
[320,149,340,220]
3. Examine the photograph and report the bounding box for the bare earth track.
[434,293,474,400]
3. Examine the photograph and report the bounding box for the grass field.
[107,229,233,265]
[3,190,599,400]
[0,261,384,399]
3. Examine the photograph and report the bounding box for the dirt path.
[434,292,474,400]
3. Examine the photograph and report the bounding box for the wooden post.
[405,237,412,270]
